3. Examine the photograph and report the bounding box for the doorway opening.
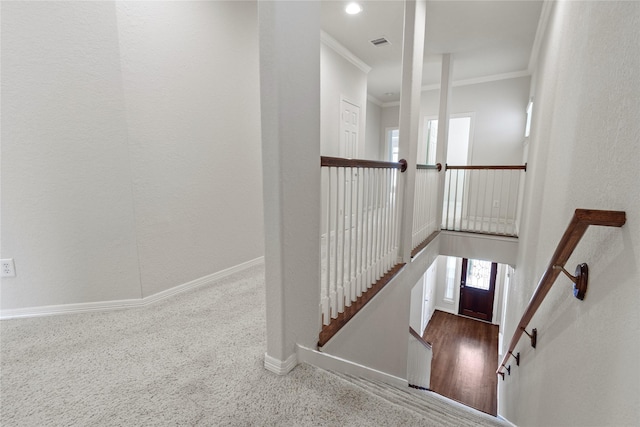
[423,114,473,165]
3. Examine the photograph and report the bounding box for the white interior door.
[340,99,360,159]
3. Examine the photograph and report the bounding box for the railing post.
[397,0,426,264]
[435,54,453,231]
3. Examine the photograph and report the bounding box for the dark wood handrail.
[497,209,626,375]
[409,326,432,350]
[446,164,527,171]
[321,156,407,172]
[416,163,442,171]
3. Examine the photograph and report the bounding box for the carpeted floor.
[0,264,492,426]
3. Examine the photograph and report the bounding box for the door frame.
[458,258,498,322]
[339,96,361,159]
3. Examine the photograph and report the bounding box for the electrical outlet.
[493,200,500,209]
[1,259,16,277]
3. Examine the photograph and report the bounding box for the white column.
[398,0,427,263]
[435,54,453,230]
[259,1,321,375]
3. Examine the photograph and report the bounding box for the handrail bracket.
[509,351,520,366]
[521,327,537,348]
[553,263,589,300]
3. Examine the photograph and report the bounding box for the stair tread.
[330,371,508,427]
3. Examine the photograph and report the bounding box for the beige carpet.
[1,264,501,426]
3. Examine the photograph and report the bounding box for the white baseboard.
[264,352,297,375]
[297,345,407,389]
[0,256,264,320]
[497,415,518,427]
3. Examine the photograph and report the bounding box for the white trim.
[497,415,518,427]
[264,352,297,376]
[0,256,264,320]
[321,31,372,74]
[297,345,408,389]
[381,100,400,108]
[528,0,554,74]
[421,70,531,93]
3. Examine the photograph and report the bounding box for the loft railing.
[411,163,442,257]
[443,164,526,236]
[319,156,407,346]
[497,209,626,378]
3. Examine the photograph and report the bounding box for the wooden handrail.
[497,209,626,375]
[446,164,527,171]
[321,156,408,172]
[416,163,442,171]
[409,326,432,350]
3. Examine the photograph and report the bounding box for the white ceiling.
[321,0,543,103]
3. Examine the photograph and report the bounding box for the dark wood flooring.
[422,310,499,416]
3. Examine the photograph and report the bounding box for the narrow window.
[444,257,456,302]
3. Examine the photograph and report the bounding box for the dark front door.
[458,258,497,322]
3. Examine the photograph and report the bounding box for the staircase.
[331,372,509,427]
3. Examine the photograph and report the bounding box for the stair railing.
[411,163,442,257]
[497,209,626,378]
[319,156,407,346]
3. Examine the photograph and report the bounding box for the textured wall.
[1,1,263,309]
[499,1,640,425]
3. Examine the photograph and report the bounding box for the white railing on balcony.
[442,165,527,236]
[408,327,432,390]
[320,157,406,325]
[412,164,441,252]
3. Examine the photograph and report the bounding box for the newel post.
[398,0,427,263]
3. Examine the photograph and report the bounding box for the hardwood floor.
[422,310,499,416]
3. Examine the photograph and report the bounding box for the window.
[387,128,399,161]
[422,115,472,165]
[444,257,456,302]
[465,259,493,290]
[525,99,533,138]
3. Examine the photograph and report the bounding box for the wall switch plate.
[493,200,500,208]
[1,259,16,277]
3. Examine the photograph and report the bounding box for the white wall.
[409,276,425,333]
[320,42,368,158]
[1,1,264,310]
[499,1,640,425]
[379,77,529,165]
[365,100,382,160]
[419,76,530,165]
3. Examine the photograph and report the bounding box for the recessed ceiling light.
[345,2,363,15]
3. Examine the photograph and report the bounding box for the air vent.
[370,37,390,47]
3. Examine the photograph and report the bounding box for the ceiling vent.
[369,37,390,47]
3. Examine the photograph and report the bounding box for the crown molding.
[381,100,401,108]
[321,30,372,74]
[420,69,531,93]
[528,0,554,74]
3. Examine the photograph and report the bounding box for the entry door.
[458,258,497,322]
[340,99,359,158]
